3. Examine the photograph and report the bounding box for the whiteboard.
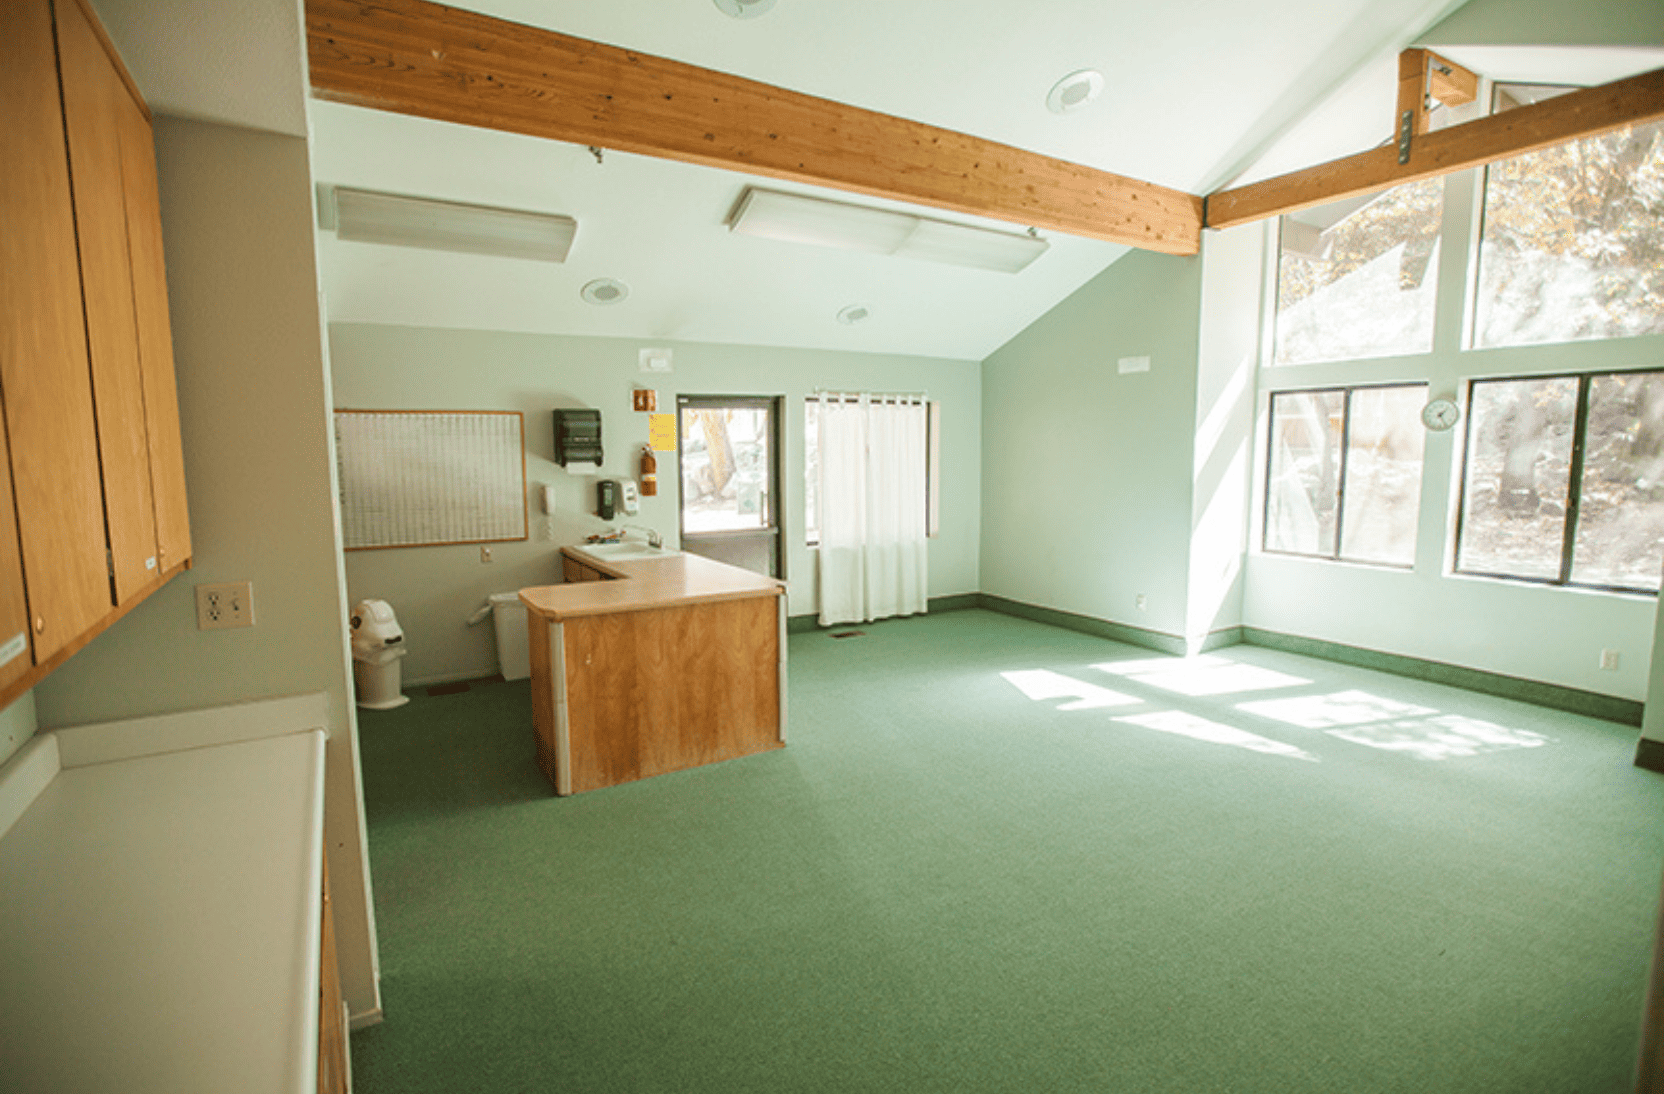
[335,410,527,550]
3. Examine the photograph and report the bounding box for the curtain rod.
[811,390,929,404]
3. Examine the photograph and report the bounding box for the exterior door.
[677,396,781,578]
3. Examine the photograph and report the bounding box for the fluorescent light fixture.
[325,186,577,263]
[728,187,1048,273]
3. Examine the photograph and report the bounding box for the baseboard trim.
[976,594,1190,655]
[787,593,982,634]
[1241,627,1644,727]
[1636,737,1664,773]
[348,1005,384,1031]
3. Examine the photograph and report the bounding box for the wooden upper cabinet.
[0,0,118,661]
[57,0,161,605]
[115,78,192,571]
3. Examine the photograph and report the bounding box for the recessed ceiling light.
[713,0,776,18]
[836,305,870,325]
[581,278,629,305]
[1046,69,1104,114]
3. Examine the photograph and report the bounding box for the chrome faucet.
[624,524,664,549]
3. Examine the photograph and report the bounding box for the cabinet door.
[116,89,192,572]
[56,0,160,604]
[0,448,35,693]
[0,0,116,661]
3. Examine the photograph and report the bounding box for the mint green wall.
[0,692,36,770]
[1186,224,1266,646]
[980,251,1204,639]
[30,117,380,1019]
[1420,0,1664,46]
[328,323,981,685]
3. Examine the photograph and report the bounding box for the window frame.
[1469,82,1664,352]
[1452,367,1664,596]
[1269,179,1447,369]
[1261,380,1429,568]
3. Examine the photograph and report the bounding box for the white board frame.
[335,409,528,550]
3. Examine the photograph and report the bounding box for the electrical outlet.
[1135,594,1148,612]
[1600,648,1621,671]
[195,582,254,630]
[480,546,494,563]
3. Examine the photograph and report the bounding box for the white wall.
[32,118,380,1020]
[329,322,981,684]
[981,250,1205,639]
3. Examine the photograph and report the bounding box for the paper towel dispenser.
[554,409,602,468]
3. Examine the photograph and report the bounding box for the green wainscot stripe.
[1242,627,1644,727]
[787,593,983,634]
[1636,736,1664,774]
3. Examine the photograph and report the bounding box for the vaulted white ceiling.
[308,0,1485,360]
[99,0,1656,361]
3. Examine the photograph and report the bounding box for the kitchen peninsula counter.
[519,547,786,795]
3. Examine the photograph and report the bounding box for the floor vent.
[830,630,866,639]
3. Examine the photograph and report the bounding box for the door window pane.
[1339,386,1427,567]
[1571,373,1664,589]
[1456,377,1577,580]
[1273,179,1444,366]
[1266,390,1344,556]
[680,406,772,532]
[1475,88,1664,349]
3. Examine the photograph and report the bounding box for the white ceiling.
[106,0,1620,360]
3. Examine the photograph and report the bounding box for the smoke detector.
[1047,70,1104,114]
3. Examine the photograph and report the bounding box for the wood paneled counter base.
[520,547,786,795]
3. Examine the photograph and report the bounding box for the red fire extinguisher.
[640,445,658,497]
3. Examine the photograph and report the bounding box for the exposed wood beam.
[304,0,1203,256]
[1395,48,1477,141]
[1207,65,1664,230]
[1426,52,1478,110]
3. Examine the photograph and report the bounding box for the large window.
[1455,370,1664,592]
[1273,180,1445,366]
[1264,384,1427,567]
[1474,85,1664,349]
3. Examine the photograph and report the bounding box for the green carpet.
[350,609,1664,1094]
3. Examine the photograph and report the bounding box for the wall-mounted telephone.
[538,484,557,514]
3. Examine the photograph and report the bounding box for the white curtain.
[816,393,929,625]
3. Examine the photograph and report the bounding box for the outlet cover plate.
[196,582,254,630]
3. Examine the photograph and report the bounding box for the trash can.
[350,598,409,710]
[489,592,530,681]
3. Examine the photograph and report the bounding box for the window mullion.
[1332,389,1352,560]
[1558,376,1592,585]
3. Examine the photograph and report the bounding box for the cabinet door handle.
[33,617,44,634]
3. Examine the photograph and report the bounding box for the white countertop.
[0,723,327,1094]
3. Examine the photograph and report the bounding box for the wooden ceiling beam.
[1396,48,1477,141]
[304,0,1203,256]
[1206,65,1664,231]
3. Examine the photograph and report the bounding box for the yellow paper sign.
[648,412,677,452]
